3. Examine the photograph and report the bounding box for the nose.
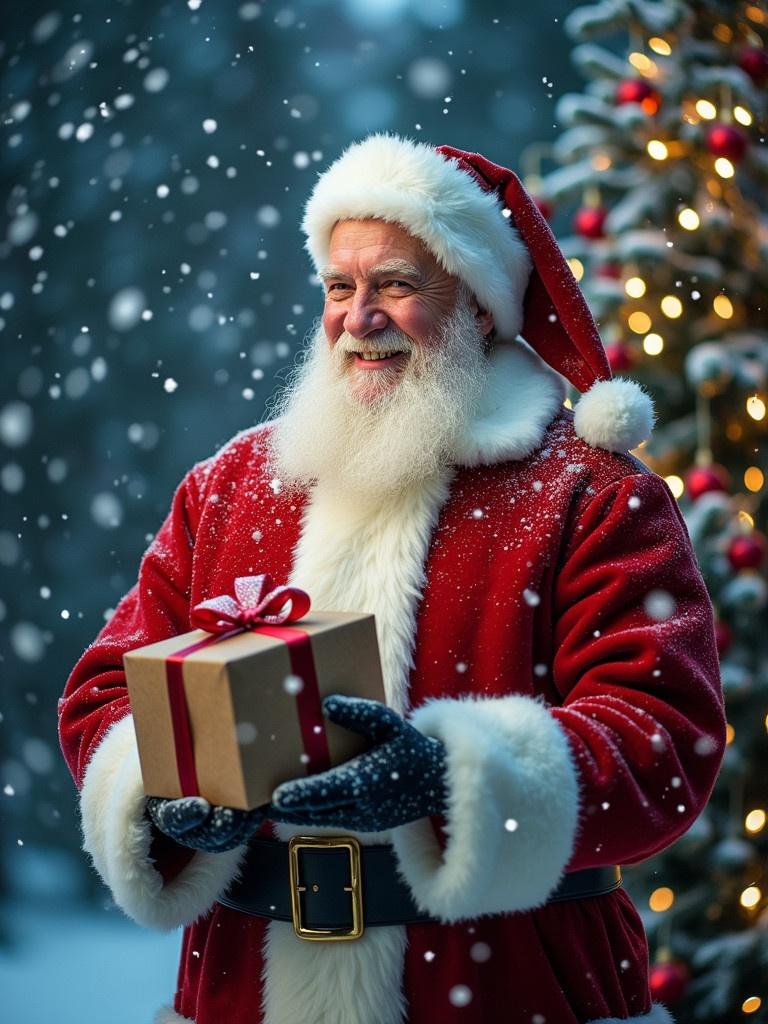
[342,290,389,339]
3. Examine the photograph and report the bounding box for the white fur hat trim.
[573,377,655,452]
[302,133,532,340]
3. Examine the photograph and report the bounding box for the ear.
[468,295,495,338]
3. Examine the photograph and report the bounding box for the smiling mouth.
[351,350,409,365]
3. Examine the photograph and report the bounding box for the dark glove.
[145,795,268,852]
[270,694,449,832]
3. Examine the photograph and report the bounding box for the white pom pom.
[573,377,655,452]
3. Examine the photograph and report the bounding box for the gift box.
[123,575,386,810]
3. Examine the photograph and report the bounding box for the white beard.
[267,294,489,498]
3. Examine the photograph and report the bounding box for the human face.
[320,219,460,404]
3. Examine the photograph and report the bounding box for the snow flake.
[163,377,178,393]
[3,785,15,797]
[449,985,473,1008]
[694,735,718,756]
[628,495,641,509]
[424,950,436,962]
[283,674,304,696]
[469,942,491,963]
[202,118,218,134]
[504,818,518,832]
[644,589,676,622]
[235,722,258,745]
[533,663,548,677]
[523,588,540,607]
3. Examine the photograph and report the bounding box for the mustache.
[333,330,415,356]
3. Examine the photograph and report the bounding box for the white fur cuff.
[80,715,246,931]
[588,1005,674,1023]
[390,694,579,922]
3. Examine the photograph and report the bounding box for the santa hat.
[302,133,654,453]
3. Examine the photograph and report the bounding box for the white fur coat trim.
[454,339,566,466]
[302,133,532,341]
[153,1001,674,1022]
[80,714,246,931]
[390,694,579,921]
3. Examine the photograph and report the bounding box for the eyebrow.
[318,259,424,283]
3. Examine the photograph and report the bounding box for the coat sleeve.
[58,461,246,931]
[550,471,726,869]
[390,471,725,922]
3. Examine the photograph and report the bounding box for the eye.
[327,282,351,293]
[384,280,412,290]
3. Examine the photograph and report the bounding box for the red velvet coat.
[59,342,725,1024]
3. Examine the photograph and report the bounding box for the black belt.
[218,835,622,940]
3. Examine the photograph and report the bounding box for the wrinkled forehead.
[324,217,448,277]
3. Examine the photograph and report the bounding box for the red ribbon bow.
[191,574,311,633]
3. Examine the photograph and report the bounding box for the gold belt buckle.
[288,835,364,941]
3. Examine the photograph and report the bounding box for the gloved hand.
[145,796,268,852]
[270,694,449,832]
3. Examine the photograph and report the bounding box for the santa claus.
[59,134,725,1024]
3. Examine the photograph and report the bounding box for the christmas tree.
[523,1,768,1020]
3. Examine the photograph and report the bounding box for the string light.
[713,23,733,43]
[739,510,755,529]
[744,467,764,493]
[739,886,761,909]
[715,157,735,178]
[742,996,762,1015]
[567,258,584,282]
[734,106,753,126]
[745,809,766,834]
[726,723,735,745]
[628,311,652,334]
[765,712,768,734]
[678,208,700,230]
[713,294,734,319]
[643,333,664,355]
[746,396,766,421]
[661,295,683,318]
[647,140,669,160]
[665,475,684,499]
[649,887,675,912]
[648,37,672,55]
[745,5,765,23]
[695,99,717,120]
[592,153,612,171]
[625,277,647,298]
[629,52,658,76]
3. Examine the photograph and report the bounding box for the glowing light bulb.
[726,723,735,744]
[661,295,683,318]
[739,510,755,529]
[647,140,669,160]
[629,53,658,76]
[592,153,612,171]
[744,467,764,493]
[665,475,684,499]
[745,809,766,834]
[713,294,733,319]
[649,887,675,912]
[743,996,762,1015]
[715,157,735,178]
[625,277,647,298]
[695,99,717,120]
[567,258,584,282]
[713,23,733,43]
[678,208,700,230]
[747,396,766,421]
[628,311,652,334]
[746,4,765,22]
[648,37,672,56]
[740,886,761,909]
[734,106,753,126]
[643,333,664,355]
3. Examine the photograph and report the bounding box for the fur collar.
[453,338,566,467]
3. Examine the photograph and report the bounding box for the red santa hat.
[302,133,654,453]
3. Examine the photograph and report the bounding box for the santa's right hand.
[145,795,266,852]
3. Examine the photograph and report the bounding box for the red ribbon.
[164,574,330,797]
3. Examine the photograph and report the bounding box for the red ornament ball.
[533,196,553,221]
[650,959,690,1006]
[714,620,733,656]
[573,206,608,239]
[605,342,635,374]
[727,533,766,571]
[685,464,730,500]
[706,123,749,163]
[738,47,768,87]
[615,79,661,113]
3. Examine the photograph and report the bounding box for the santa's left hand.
[270,695,448,832]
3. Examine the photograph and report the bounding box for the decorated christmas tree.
[523,1,768,1020]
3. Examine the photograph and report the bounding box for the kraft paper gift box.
[123,576,386,811]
